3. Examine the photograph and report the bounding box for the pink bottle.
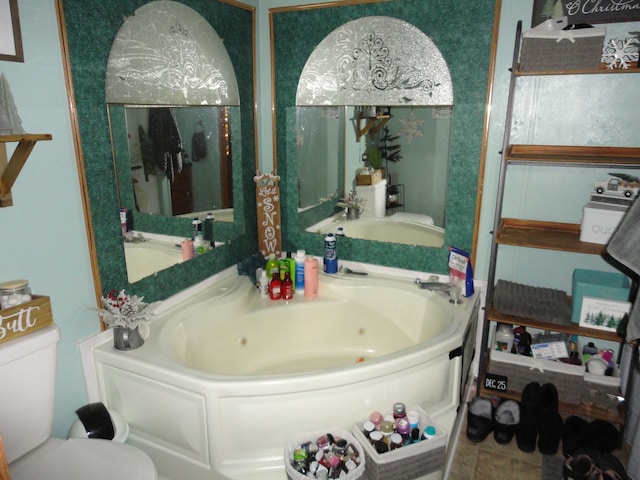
[304,257,318,298]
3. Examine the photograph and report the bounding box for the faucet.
[415,277,463,304]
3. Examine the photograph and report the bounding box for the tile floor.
[448,417,630,480]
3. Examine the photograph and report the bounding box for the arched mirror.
[272,1,497,273]
[106,1,245,284]
[295,16,453,248]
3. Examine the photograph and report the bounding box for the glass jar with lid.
[0,279,32,309]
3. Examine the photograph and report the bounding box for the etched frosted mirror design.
[106,1,239,106]
[296,16,452,106]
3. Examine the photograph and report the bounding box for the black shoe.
[493,399,520,444]
[563,451,600,480]
[563,416,591,457]
[589,420,619,454]
[516,382,541,452]
[538,383,563,455]
[467,397,493,442]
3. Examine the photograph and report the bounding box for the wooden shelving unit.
[477,21,639,425]
[0,133,52,207]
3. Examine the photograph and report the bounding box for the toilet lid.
[10,438,156,480]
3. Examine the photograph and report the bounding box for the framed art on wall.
[532,0,640,28]
[0,0,23,62]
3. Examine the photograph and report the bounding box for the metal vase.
[113,326,144,351]
[346,207,361,220]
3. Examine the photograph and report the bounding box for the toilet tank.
[355,179,387,218]
[0,325,60,463]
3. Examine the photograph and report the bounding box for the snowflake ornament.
[398,111,424,144]
[602,37,639,70]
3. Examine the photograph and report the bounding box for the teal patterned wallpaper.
[273,0,497,273]
[60,0,257,301]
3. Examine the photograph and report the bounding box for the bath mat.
[492,280,571,325]
[541,455,563,480]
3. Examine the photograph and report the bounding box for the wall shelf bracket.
[0,134,52,207]
[355,113,391,142]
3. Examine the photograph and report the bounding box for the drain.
[239,336,248,346]
[358,328,366,335]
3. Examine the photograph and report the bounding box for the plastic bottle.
[495,324,514,352]
[194,234,207,255]
[324,233,338,274]
[258,269,269,296]
[287,252,296,289]
[192,217,202,239]
[304,257,319,298]
[265,253,279,278]
[422,425,437,440]
[294,250,306,293]
[336,227,345,237]
[269,272,282,300]
[204,212,215,248]
[282,272,294,300]
[279,255,290,280]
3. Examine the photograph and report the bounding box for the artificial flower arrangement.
[96,289,157,339]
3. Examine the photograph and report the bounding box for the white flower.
[96,289,158,339]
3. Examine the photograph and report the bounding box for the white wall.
[0,0,97,437]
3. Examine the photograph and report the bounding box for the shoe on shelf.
[516,381,541,452]
[589,419,620,455]
[466,397,493,442]
[537,383,563,455]
[563,415,591,457]
[563,450,601,480]
[493,399,520,445]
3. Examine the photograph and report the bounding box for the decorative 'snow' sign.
[532,0,640,26]
[255,173,282,257]
[0,296,53,344]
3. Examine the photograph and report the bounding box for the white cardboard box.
[580,201,627,245]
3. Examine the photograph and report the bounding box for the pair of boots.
[563,447,628,480]
[563,416,620,457]
[467,397,520,444]
[516,382,564,454]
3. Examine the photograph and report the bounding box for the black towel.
[191,130,207,161]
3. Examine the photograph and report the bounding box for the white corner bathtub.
[81,264,479,480]
[307,213,445,247]
[123,233,185,283]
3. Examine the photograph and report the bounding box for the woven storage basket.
[488,350,585,404]
[352,406,446,480]
[520,28,606,71]
[284,429,365,480]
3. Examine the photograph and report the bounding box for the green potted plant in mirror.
[97,289,158,350]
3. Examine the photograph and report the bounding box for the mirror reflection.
[299,105,452,248]
[120,106,236,222]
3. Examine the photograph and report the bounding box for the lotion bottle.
[269,272,282,300]
[304,257,318,298]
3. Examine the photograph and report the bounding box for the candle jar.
[0,279,32,309]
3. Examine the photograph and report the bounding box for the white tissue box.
[580,201,627,245]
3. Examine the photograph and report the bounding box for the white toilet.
[355,179,387,218]
[0,325,156,480]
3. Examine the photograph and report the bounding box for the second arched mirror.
[295,16,453,248]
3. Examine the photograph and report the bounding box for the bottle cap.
[393,402,406,416]
[380,420,394,435]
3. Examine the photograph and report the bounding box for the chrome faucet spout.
[415,278,463,304]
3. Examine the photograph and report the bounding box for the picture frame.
[0,0,24,63]
[579,296,631,333]
[532,0,640,28]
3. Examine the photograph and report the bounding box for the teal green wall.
[0,0,97,437]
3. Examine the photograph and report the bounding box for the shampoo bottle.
[294,250,306,293]
[204,212,215,248]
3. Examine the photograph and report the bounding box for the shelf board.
[496,218,605,254]
[487,305,623,342]
[505,145,640,167]
[515,61,639,76]
[479,386,624,424]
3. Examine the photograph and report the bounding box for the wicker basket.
[520,28,606,71]
[488,350,585,404]
[352,406,446,480]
